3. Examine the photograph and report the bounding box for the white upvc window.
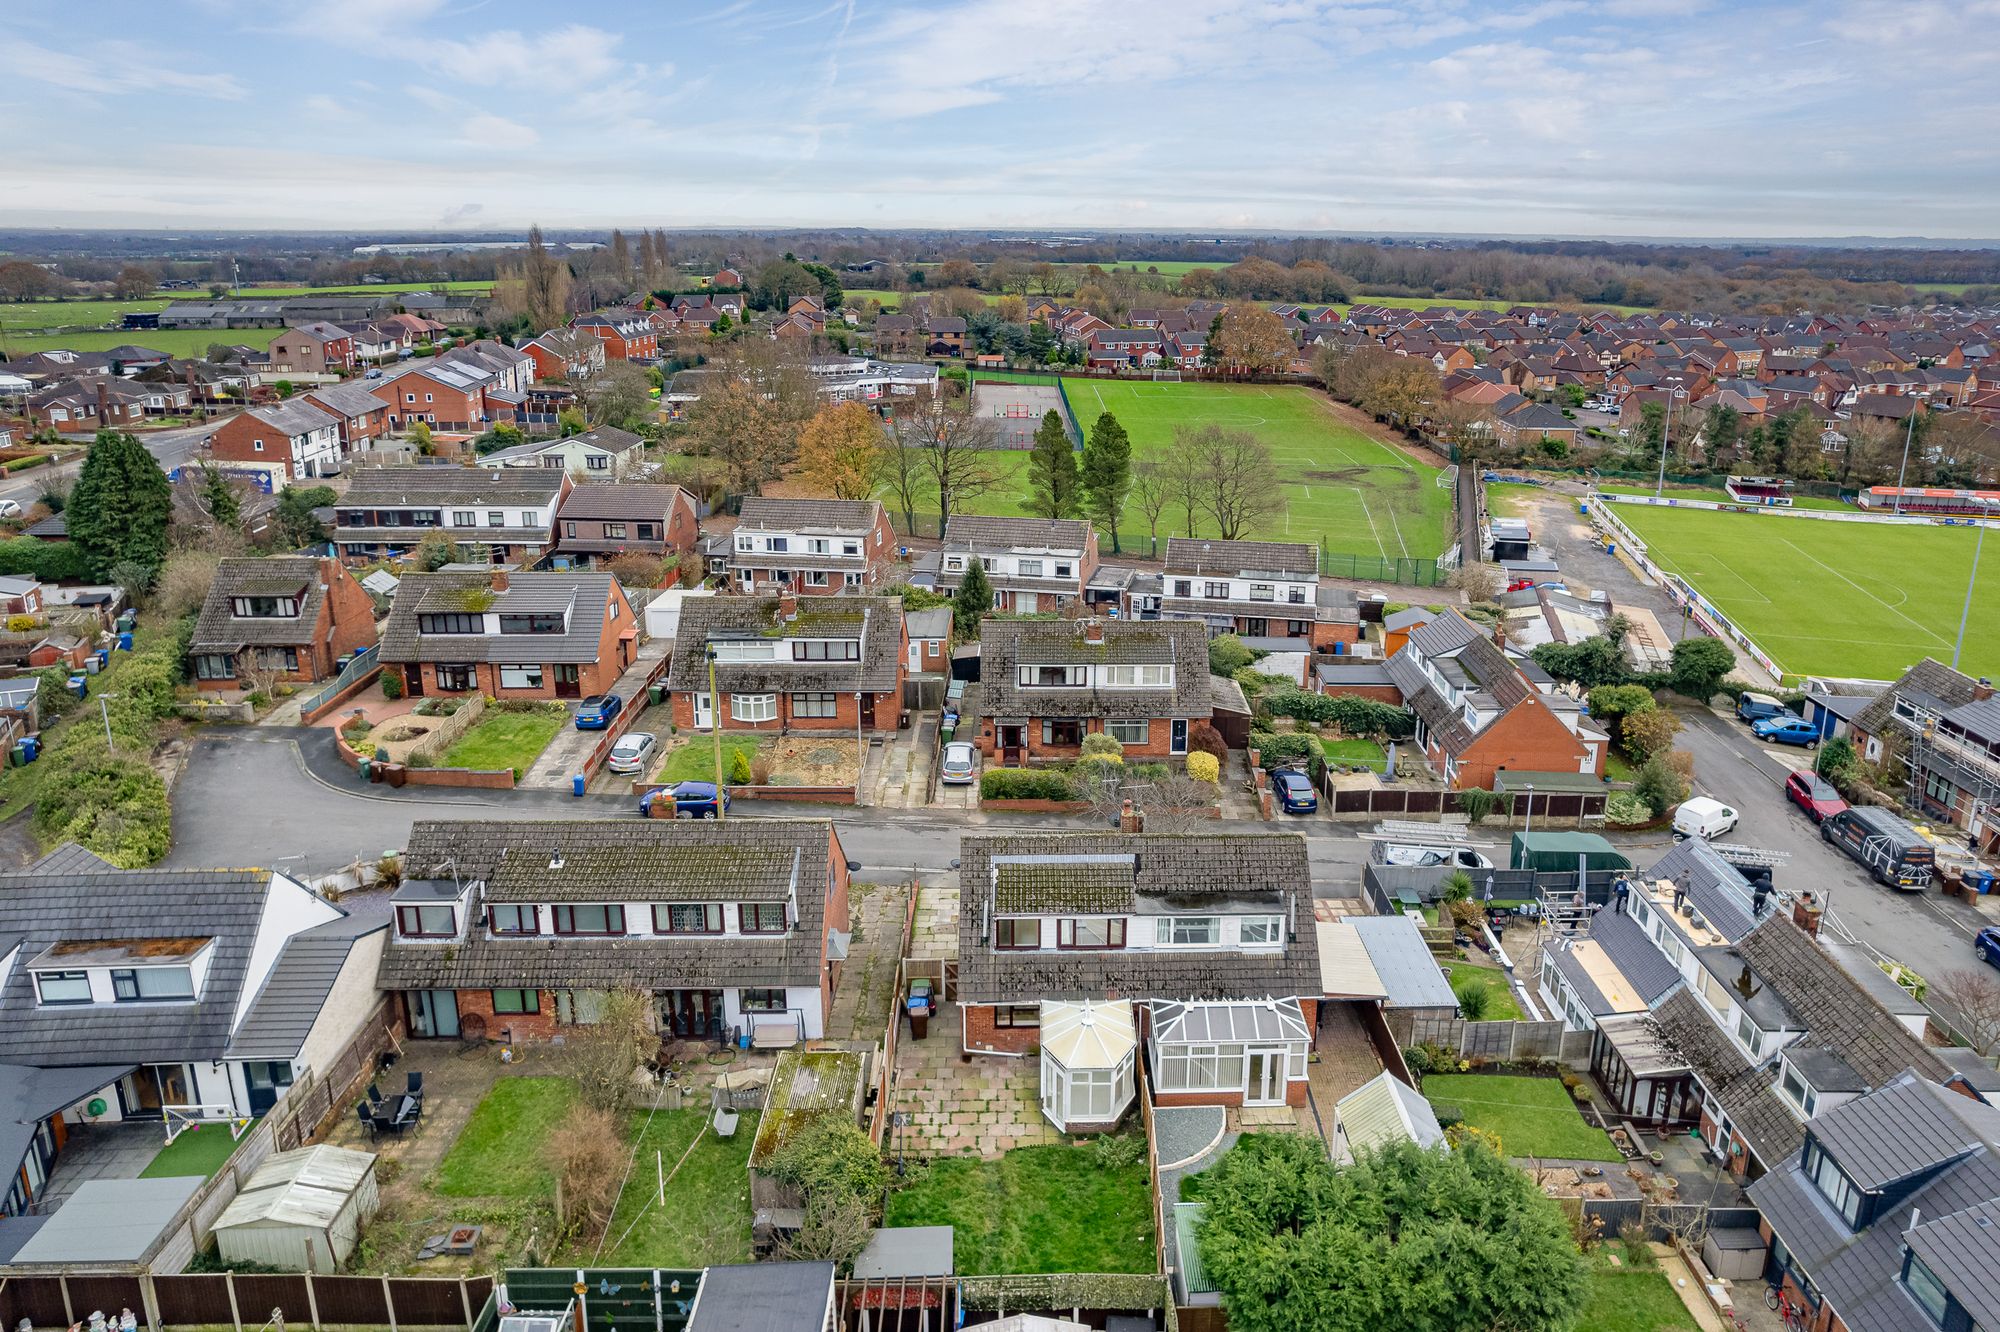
[731,693,778,723]
[1155,916,1219,947]
[1101,664,1173,687]
[1238,916,1283,945]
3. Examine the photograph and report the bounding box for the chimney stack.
[1976,677,1994,703]
[95,380,111,423]
[778,589,798,622]
[1120,798,1143,833]
[1083,619,1104,644]
[1493,617,1508,649]
[1791,890,1823,939]
[490,568,510,593]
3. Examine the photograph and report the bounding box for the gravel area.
[1153,1105,1227,1170]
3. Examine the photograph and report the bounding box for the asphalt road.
[2,421,214,508]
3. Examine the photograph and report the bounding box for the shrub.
[1441,870,1473,902]
[1185,751,1220,784]
[1207,634,1255,677]
[1622,706,1682,762]
[380,669,404,700]
[1079,732,1124,759]
[728,747,754,784]
[980,768,1075,800]
[1635,754,1685,816]
[1403,1045,1434,1076]
[1187,720,1227,761]
[768,1114,889,1211]
[1455,983,1492,1021]
[549,1104,624,1245]
[1254,732,1318,771]
[1606,791,1653,825]
[6,614,36,632]
[1456,786,1498,824]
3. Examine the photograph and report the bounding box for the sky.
[3,0,1999,239]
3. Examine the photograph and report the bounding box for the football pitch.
[1613,504,2000,682]
[951,378,1452,562]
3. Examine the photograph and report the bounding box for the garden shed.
[1037,1000,1137,1131]
[748,1048,867,1209]
[211,1143,379,1273]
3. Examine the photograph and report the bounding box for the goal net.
[1151,369,1183,382]
[164,1103,253,1145]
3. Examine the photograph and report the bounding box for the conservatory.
[1148,999,1312,1107]
[1037,999,1137,1131]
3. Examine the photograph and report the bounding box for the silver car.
[939,741,978,785]
[606,731,657,775]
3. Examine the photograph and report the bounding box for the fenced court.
[970,379,1075,449]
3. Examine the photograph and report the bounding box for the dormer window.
[1018,559,1044,577]
[552,904,625,936]
[994,918,1041,949]
[736,534,754,552]
[1203,581,1228,599]
[654,903,723,935]
[1288,586,1308,604]
[1155,916,1219,947]
[398,905,457,938]
[740,903,787,933]
[232,595,300,618]
[1901,1250,1951,1327]
[489,904,539,936]
[794,639,860,661]
[1239,916,1283,945]
[418,613,483,635]
[944,556,965,571]
[498,613,565,634]
[34,970,91,1005]
[1056,918,1127,949]
[1803,1138,1863,1228]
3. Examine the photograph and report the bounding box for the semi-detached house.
[1158,538,1357,650]
[928,515,1098,614]
[380,569,635,702]
[965,617,1211,763]
[187,556,379,691]
[729,497,895,593]
[374,819,851,1046]
[331,466,569,566]
[208,400,345,481]
[665,592,906,734]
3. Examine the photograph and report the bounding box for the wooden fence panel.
[0,1276,70,1327]
[312,1276,392,1325]
[233,1274,310,1325]
[1176,1309,1229,1332]
[66,1274,145,1321]
[154,1274,235,1325]
[391,1277,473,1326]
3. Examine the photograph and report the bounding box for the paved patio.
[321,1040,512,1179]
[909,883,958,961]
[41,1120,172,1208]
[888,1004,1060,1158]
[826,879,912,1044]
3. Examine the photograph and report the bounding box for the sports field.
[923,378,1450,561]
[1614,504,1999,681]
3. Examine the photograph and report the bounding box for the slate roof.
[487,426,644,463]
[375,820,838,991]
[243,400,338,438]
[735,497,883,534]
[1162,537,1317,578]
[338,465,566,509]
[1652,987,1802,1165]
[379,571,619,665]
[1854,658,1977,737]
[956,833,1318,1005]
[972,618,1212,721]
[663,595,903,693]
[189,556,329,653]
[225,905,388,1060]
[304,380,392,418]
[941,515,1091,553]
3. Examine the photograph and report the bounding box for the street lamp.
[1893,409,1917,515]
[1653,393,1676,498]
[1523,783,1536,833]
[1952,500,1993,672]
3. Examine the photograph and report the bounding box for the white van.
[1673,796,1739,841]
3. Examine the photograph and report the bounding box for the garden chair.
[406,1070,425,1101]
[354,1101,378,1139]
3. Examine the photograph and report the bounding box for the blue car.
[639,781,731,819]
[1978,927,2000,969]
[1752,715,1820,748]
[1271,767,1318,815]
[574,694,623,730]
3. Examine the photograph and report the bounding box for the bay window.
[654,903,723,934]
[552,904,625,936]
[731,694,778,723]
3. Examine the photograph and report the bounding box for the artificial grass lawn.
[655,733,766,783]
[1614,503,2000,681]
[434,1077,578,1199]
[1441,963,1525,1021]
[439,710,565,774]
[1421,1074,1620,1162]
[1597,484,1852,512]
[140,1120,249,1179]
[1582,1254,1696,1332]
[594,1110,757,1267]
[1321,736,1386,765]
[885,1141,1156,1275]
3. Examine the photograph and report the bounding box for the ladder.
[1707,843,1792,869]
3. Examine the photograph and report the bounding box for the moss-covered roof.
[749,1047,868,1167]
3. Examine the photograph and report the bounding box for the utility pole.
[707,647,725,821]
[1654,393,1675,497]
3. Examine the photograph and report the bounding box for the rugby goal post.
[1151,369,1183,382]
[164,1102,254,1145]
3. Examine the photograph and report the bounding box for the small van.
[1821,806,1935,890]
[1736,691,1789,725]
[1673,796,1739,841]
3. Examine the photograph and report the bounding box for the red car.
[1784,770,1847,824]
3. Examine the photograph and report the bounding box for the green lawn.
[1604,749,1639,784]
[1582,1255,1696,1332]
[1596,484,1852,513]
[886,1141,1156,1275]
[1613,503,2000,681]
[434,1077,578,1198]
[656,733,766,783]
[0,327,248,358]
[595,1110,757,1267]
[1442,963,1525,1021]
[226,281,494,297]
[0,296,172,332]
[438,708,564,775]
[140,1121,248,1180]
[1321,736,1386,765]
[1421,1075,1620,1162]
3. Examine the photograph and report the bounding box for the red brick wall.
[320,558,381,666]
[668,686,904,733]
[1316,679,1404,703]
[1457,698,1595,789]
[962,1003,1040,1055]
[1311,620,1361,650]
[971,715,1180,760]
[665,491,700,559]
[209,411,302,474]
[446,987,561,1041]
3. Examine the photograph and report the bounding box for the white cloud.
[427,25,631,86]
[0,39,246,99]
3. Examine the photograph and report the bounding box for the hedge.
[980,768,1076,800]
[27,636,182,866]
[0,536,94,583]
[1262,688,1414,739]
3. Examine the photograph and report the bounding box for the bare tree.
[1159,429,1206,536]
[1935,969,2000,1055]
[1449,561,1506,604]
[896,385,1004,531]
[679,343,819,493]
[1174,423,1284,540]
[1129,458,1173,547]
[562,988,659,1113]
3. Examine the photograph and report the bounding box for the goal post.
[164,1103,253,1145]
[1151,369,1182,382]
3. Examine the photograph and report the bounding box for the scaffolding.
[1896,694,2000,847]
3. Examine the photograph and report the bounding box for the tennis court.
[969,380,1073,449]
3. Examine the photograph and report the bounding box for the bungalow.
[380,568,636,701]
[555,482,701,570]
[965,616,1210,763]
[928,515,1098,613]
[374,818,850,1046]
[664,591,907,734]
[207,400,345,481]
[728,497,896,593]
[1493,400,1579,450]
[187,557,380,691]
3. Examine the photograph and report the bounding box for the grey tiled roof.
[1386,650,1472,752]
[379,571,618,664]
[1653,987,1802,1165]
[305,381,392,417]
[1640,838,1758,941]
[1163,537,1317,578]
[1853,658,1977,737]
[376,820,838,991]
[558,483,692,522]
[663,596,903,693]
[956,833,1319,1005]
[1589,906,1683,1004]
[941,515,1091,553]
[1904,1202,2000,1331]
[972,618,1212,721]
[189,557,329,653]
[244,400,338,438]
[736,497,883,534]
[1809,1075,2000,1191]
[338,465,566,508]
[225,907,388,1059]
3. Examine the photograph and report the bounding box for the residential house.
[0,576,42,617]
[340,321,405,364]
[555,482,701,570]
[926,317,967,358]
[487,425,648,479]
[965,616,1211,763]
[380,568,636,701]
[904,606,950,674]
[207,400,344,481]
[1158,538,1357,649]
[1494,400,1579,449]
[956,832,1321,1125]
[331,465,570,566]
[928,515,1098,613]
[375,363,498,431]
[727,497,896,593]
[1385,607,1606,788]
[664,592,906,733]
[1086,328,1164,369]
[374,818,851,1046]
[266,322,356,376]
[302,381,396,458]
[572,310,658,361]
[187,557,380,691]
[0,846,390,1219]
[873,314,917,356]
[1850,661,1998,849]
[521,328,606,382]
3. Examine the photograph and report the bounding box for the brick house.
[904,606,951,674]
[925,317,966,358]
[521,328,606,382]
[928,515,1098,613]
[267,322,356,375]
[375,363,493,431]
[379,569,634,701]
[487,425,647,479]
[956,832,1321,1127]
[1385,608,1605,788]
[207,400,344,481]
[1848,660,1999,850]
[375,818,851,1045]
[965,617,1211,764]
[664,592,906,734]
[571,310,658,361]
[186,556,380,690]
[873,314,917,356]
[727,497,896,593]
[1493,400,1579,449]
[302,381,395,458]
[1159,538,1356,649]
[555,482,701,570]
[331,465,569,567]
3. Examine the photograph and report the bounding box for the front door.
[1171,719,1189,755]
[403,665,424,698]
[1245,1049,1285,1105]
[243,1061,295,1114]
[554,664,582,699]
[999,725,1025,765]
[409,989,460,1039]
[693,691,714,730]
[663,989,723,1039]
[907,642,921,673]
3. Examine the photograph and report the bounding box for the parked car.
[1672,795,1739,841]
[1735,691,1789,725]
[574,694,623,729]
[1753,716,1820,748]
[606,731,657,775]
[1822,806,1935,890]
[1977,926,2000,969]
[364,368,383,379]
[0,500,21,519]
[939,741,977,785]
[638,780,731,819]
[1784,770,1848,823]
[1271,767,1318,815]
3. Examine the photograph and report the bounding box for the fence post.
[460,1278,475,1332]
[383,1276,398,1332]
[60,1276,75,1328]
[140,1273,162,1332]
[226,1273,243,1332]
[305,1273,321,1330]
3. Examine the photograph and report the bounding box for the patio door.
[409,989,460,1039]
[118,1064,194,1118]
[1245,1049,1285,1105]
[663,989,723,1039]
[244,1060,295,1114]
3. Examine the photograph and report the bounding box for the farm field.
[1,297,171,332]
[225,280,494,297]
[914,378,1450,562]
[1,327,238,358]
[1614,503,2000,681]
